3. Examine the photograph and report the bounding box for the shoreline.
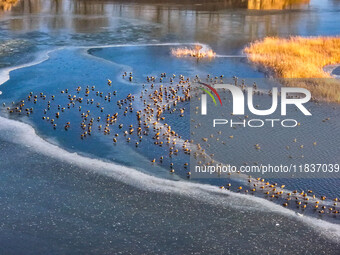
[324,64,340,79]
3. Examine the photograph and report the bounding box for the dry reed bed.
[244,36,340,102]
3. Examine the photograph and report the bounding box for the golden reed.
[0,0,19,12]
[247,0,310,10]
[245,36,340,102]
[171,45,216,59]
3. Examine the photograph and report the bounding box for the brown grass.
[247,0,310,10]
[244,36,340,102]
[171,45,216,58]
[0,0,19,12]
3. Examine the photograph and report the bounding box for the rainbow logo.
[198,82,222,106]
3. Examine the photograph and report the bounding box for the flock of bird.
[2,72,339,219]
